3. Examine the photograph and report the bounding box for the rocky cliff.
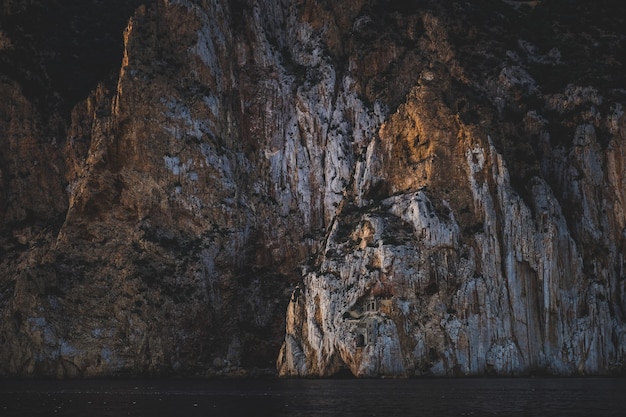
[1,0,625,378]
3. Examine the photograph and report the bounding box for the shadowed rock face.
[0,0,625,377]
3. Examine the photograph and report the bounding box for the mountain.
[1,0,625,377]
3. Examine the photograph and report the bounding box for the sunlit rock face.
[1,0,625,377]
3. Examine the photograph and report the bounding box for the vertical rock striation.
[276,0,626,376]
[1,0,625,377]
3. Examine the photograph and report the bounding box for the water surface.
[1,377,624,416]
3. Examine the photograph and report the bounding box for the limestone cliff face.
[278,2,626,376]
[1,0,625,377]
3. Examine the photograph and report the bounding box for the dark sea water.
[1,377,625,417]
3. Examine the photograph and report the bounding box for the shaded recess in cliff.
[0,0,145,115]
[0,0,147,234]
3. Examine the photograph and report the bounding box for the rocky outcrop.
[1,0,625,377]
[276,0,626,376]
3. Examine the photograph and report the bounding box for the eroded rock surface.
[1,0,625,377]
